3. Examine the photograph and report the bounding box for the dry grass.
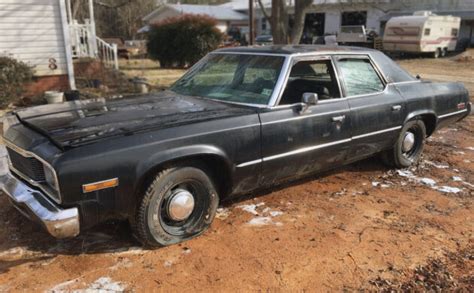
[119,59,186,88]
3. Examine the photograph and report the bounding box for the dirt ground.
[0,57,473,292]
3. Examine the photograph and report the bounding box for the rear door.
[333,55,406,160]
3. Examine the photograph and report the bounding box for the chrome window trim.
[236,125,403,168]
[3,139,62,204]
[438,109,468,119]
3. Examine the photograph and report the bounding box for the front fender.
[134,144,233,192]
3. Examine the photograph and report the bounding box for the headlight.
[43,164,59,191]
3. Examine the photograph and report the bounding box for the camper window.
[424,28,430,36]
[451,28,459,37]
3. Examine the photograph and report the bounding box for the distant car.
[0,46,470,247]
[255,35,273,45]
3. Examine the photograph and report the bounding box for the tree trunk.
[270,0,288,44]
[289,0,313,44]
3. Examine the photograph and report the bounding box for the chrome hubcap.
[167,189,195,221]
[402,132,416,152]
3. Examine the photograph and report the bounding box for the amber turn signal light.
[82,178,119,193]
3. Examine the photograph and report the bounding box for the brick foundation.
[25,75,70,97]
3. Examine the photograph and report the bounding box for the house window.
[424,28,430,36]
[261,18,267,31]
[451,28,458,36]
[341,11,367,26]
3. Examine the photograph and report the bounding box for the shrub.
[0,56,33,107]
[147,14,223,68]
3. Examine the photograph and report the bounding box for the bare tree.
[71,0,155,39]
[258,0,313,44]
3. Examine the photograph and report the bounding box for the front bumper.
[0,149,80,238]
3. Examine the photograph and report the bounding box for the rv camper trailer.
[383,11,461,58]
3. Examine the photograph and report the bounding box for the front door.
[259,57,352,185]
[333,55,406,161]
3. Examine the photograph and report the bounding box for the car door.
[258,56,352,185]
[333,55,406,161]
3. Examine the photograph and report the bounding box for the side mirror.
[300,93,318,114]
[302,92,319,105]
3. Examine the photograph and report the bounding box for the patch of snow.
[269,211,283,217]
[215,207,231,220]
[372,181,379,187]
[237,203,265,215]
[164,260,173,268]
[396,170,463,195]
[424,160,449,169]
[467,146,474,151]
[452,176,463,181]
[420,178,437,187]
[86,277,125,292]
[182,248,192,255]
[454,151,465,155]
[463,159,471,163]
[248,217,273,226]
[435,186,462,193]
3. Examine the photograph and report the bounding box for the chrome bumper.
[0,148,80,238]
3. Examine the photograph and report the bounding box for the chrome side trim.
[438,109,468,119]
[263,138,352,162]
[236,159,263,168]
[236,125,403,168]
[262,109,349,125]
[3,139,62,204]
[352,126,402,140]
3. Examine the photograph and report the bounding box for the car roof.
[215,45,376,55]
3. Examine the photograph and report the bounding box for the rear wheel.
[441,47,448,57]
[132,167,219,247]
[382,120,426,168]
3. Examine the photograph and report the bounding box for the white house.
[140,4,248,34]
[0,0,76,91]
[0,0,118,94]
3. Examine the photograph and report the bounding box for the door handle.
[392,105,402,111]
[331,115,346,122]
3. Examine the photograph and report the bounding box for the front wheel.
[132,166,219,247]
[432,48,441,58]
[382,120,426,168]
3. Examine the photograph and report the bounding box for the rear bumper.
[0,150,80,239]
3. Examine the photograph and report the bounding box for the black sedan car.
[0,46,470,247]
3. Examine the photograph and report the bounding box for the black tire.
[441,48,448,57]
[382,120,426,168]
[132,167,219,247]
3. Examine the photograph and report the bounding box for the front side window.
[279,59,341,105]
[171,54,284,105]
[336,58,384,97]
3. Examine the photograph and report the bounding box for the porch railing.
[69,19,118,70]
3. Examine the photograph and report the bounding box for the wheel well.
[136,155,233,202]
[418,114,437,136]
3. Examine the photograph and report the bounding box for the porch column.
[89,0,98,56]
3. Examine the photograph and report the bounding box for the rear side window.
[451,28,458,36]
[336,58,384,96]
[424,28,430,36]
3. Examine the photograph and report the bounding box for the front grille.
[6,147,46,182]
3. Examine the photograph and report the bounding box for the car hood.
[14,91,256,149]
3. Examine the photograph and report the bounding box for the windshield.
[170,53,285,105]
